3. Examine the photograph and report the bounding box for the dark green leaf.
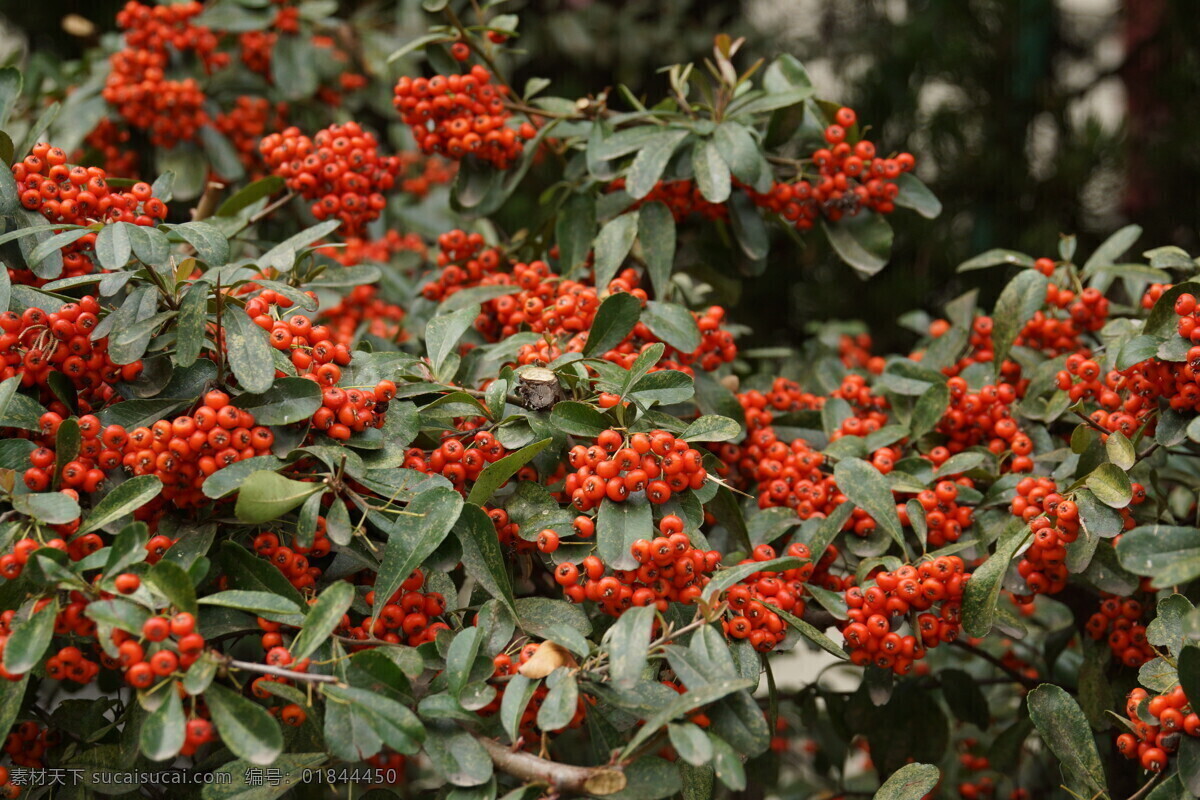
[991,270,1049,370]
[626,129,689,200]
[1086,463,1132,508]
[639,202,675,298]
[1027,684,1107,797]
[204,682,284,766]
[233,471,321,523]
[893,174,942,219]
[593,213,639,292]
[642,300,700,352]
[585,292,642,356]
[963,521,1027,637]
[3,601,56,674]
[223,310,274,393]
[822,212,893,277]
[456,504,518,616]
[598,496,653,572]
[692,139,730,203]
[80,475,162,534]
[833,458,906,555]
[605,604,656,689]
[466,438,552,506]
[234,378,322,425]
[140,686,185,762]
[291,580,354,661]
[372,487,464,624]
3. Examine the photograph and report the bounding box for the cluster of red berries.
[395,151,457,199]
[24,413,129,494]
[718,427,838,517]
[1,300,143,411]
[105,2,228,148]
[735,377,825,433]
[763,107,913,229]
[1085,596,1155,667]
[1116,687,1200,773]
[393,66,536,167]
[0,537,64,581]
[2,722,58,770]
[564,429,708,511]
[1055,353,1156,435]
[1017,284,1109,357]
[1008,478,1079,597]
[79,118,139,177]
[356,570,450,648]
[401,427,512,492]
[828,374,891,435]
[897,480,975,548]
[723,542,815,652]
[12,146,167,280]
[420,229,506,302]
[554,516,720,616]
[841,557,969,674]
[610,178,728,222]
[259,122,400,235]
[923,317,1021,389]
[118,612,206,691]
[939,377,1034,472]
[313,380,397,441]
[319,284,410,346]
[247,290,350,381]
[213,97,288,179]
[955,740,998,800]
[123,391,276,508]
[838,333,886,373]
[251,521,333,591]
[322,231,427,268]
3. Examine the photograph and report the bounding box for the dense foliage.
[0,3,1197,800]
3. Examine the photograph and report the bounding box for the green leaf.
[0,67,22,129]
[290,580,354,661]
[455,504,518,616]
[3,601,56,674]
[584,292,642,356]
[425,304,478,379]
[991,270,1049,370]
[668,723,714,768]
[1118,526,1200,588]
[605,604,656,689]
[168,221,229,265]
[95,222,132,270]
[537,667,579,731]
[217,175,285,217]
[1117,334,1162,370]
[258,220,341,272]
[104,522,149,576]
[500,674,537,745]
[957,249,1035,272]
[322,685,423,755]
[12,491,80,525]
[422,725,492,787]
[892,174,942,219]
[1180,737,1200,798]
[692,139,731,203]
[775,606,848,660]
[713,122,762,186]
[639,202,676,299]
[910,381,950,440]
[174,283,208,368]
[598,496,653,572]
[198,590,304,616]
[642,300,700,352]
[372,487,464,623]
[626,129,690,200]
[273,34,319,100]
[593,213,639,291]
[833,458,906,555]
[223,310,275,393]
[873,763,941,800]
[149,560,198,616]
[80,475,162,534]
[202,455,286,499]
[1027,684,1107,797]
[513,597,592,639]
[549,401,610,438]
[204,683,284,766]
[234,378,322,425]
[199,125,246,181]
[1086,463,1132,508]
[556,192,597,274]
[234,471,321,524]
[1082,224,1142,276]
[140,686,185,762]
[679,415,740,442]
[822,212,893,277]
[619,679,755,758]
[962,521,1028,637]
[466,438,552,506]
[1105,430,1136,470]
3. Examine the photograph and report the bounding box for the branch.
[1125,772,1164,800]
[947,639,1041,691]
[223,657,341,684]
[477,736,626,795]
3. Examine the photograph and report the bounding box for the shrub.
[0,3,1194,800]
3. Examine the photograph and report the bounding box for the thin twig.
[223,657,341,684]
[947,639,1041,691]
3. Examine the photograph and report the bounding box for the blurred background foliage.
[4,0,1198,353]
